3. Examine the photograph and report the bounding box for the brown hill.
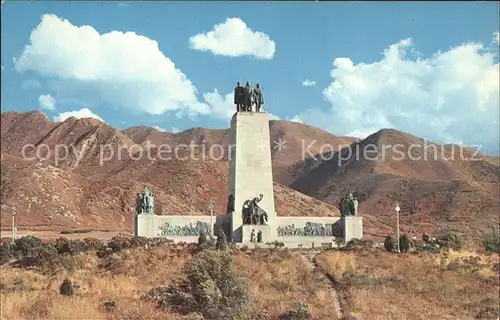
[1,111,498,239]
[0,111,340,231]
[290,129,500,237]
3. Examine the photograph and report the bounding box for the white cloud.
[302,79,316,87]
[202,88,281,121]
[344,130,372,139]
[290,115,304,123]
[38,94,56,110]
[23,79,42,90]
[493,31,499,45]
[54,108,103,122]
[202,89,236,120]
[151,125,179,133]
[296,37,500,154]
[14,14,209,117]
[189,17,275,59]
[152,125,166,132]
[268,113,280,120]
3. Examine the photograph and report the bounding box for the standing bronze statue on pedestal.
[233,81,265,113]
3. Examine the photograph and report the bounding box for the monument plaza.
[135,82,363,247]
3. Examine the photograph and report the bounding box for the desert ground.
[1,235,499,320]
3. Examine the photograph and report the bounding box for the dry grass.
[1,247,190,320]
[1,247,337,320]
[2,245,499,320]
[234,249,337,319]
[317,249,500,320]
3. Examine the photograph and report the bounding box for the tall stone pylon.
[228,112,276,242]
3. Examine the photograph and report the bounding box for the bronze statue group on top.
[234,81,264,112]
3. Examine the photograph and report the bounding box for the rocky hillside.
[290,129,500,236]
[0,111,340,231]
[1,110,498,238]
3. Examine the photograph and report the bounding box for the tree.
[214,225,228,251]
[399,235,410,253]
[384,236,394,252]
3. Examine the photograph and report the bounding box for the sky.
[1,1,499,154]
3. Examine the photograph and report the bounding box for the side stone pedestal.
[241,225,272,244]
[135,214,157,237]
[343,216,363,243]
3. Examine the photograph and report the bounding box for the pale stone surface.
[235,240,338,249]
[275,216,340,228]
[228,112,276,242]
[343,216,363,243]
[241,225,271,243]
[135,214,229,238]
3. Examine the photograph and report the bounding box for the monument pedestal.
[343,216,363,243]
[228,112,276,242]
[135,214,157,237]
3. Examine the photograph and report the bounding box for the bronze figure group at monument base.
[242,193,268,225]
[234,81,264,112]
[339,190,359,217]
[137,186,155,215]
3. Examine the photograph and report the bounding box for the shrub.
[60,278,76,296]
[107,235,131,252]
[54,237,87,255]
[128,236,150,248]
[98,255,125,274]
[83,237,105,251]
[187,250,248,318]
[197,230,213,251]
[483,226,500,253]
[198,231,208,245]
[33,244,72,272]
[278,302,311,320]
[344,239,376,251]
[60,229,92,234]
[435,232,467,251]
[13,235,42,259]
[399,235,410,253]
[0,240,13,265]
[96,246,113,258]
[215,225,228,251]
[384,236,394,252]
[148,249,249,319]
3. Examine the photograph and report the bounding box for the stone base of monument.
[343,216,363,243]
[277,236,336,248]
[135,214,157,238]
[241,225,272,244]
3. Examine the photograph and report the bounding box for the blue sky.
[1,2,499,154]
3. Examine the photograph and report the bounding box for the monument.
[137,186,155,215]
[134,81,363,247]
[338,190,363,243]
[228,107,276,242]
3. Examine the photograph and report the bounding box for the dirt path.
[301,251,344,319]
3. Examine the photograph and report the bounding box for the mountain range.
[1,110,498,239]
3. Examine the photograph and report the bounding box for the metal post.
[395,204,400,253]
[211,207,214,235]
[209,200,215,236]
[12,212,16,243]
